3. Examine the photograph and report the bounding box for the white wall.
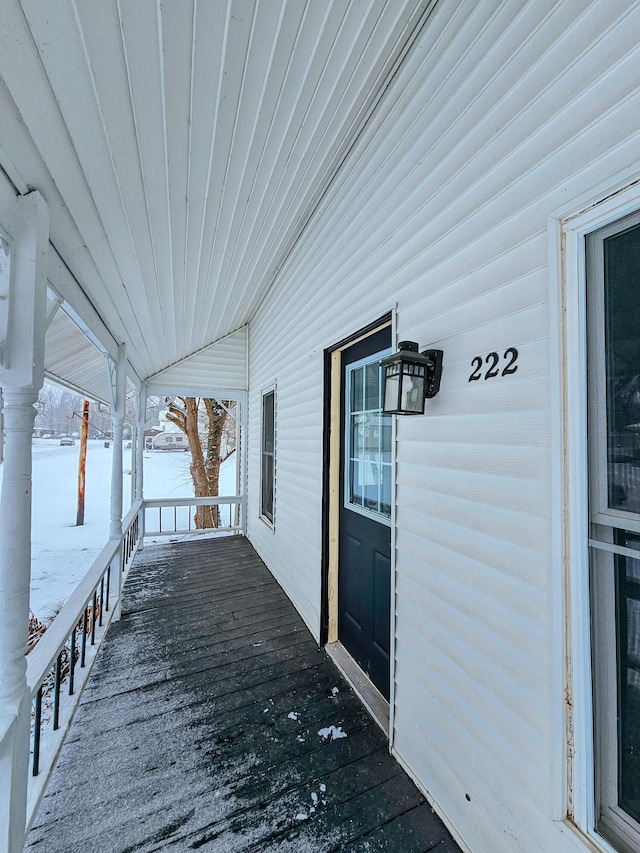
[247,2,640,851]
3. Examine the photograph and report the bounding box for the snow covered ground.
[0,439,236,620]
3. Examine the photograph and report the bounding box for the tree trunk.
[203,399,226,527]
[165,396,229,529]
[180,398,209,528]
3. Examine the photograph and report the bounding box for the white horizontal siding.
[147,326,248,394]
[247,2,640,851]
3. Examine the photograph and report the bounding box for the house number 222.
[468,347,518,382]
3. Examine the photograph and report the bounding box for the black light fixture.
[381,341,443,415]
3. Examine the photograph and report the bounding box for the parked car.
[59,437,75,446]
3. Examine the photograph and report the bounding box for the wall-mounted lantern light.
[381,341,443,415]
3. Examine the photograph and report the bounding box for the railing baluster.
[174,504,177,532]
[53,653,62,730]
[69,628,76,695]
[32,687,43,776]
[26,503,143,799]
[81,607,88,666]
[91,591,97,645]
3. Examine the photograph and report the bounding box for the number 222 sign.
[468,347,518,382]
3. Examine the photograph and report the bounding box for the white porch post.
[0,191,48,853]
[240,393,248,535]
[135,384,146,502]
[0,387,4,464]
[109,344,126,541]
[108,344,126,619]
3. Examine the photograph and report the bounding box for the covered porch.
[25,535,457,853]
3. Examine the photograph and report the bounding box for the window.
[345,355,392,519]
[261,389,275,524]
[588,211,640,852]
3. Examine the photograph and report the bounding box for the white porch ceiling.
[44,306,111,405]
[0,0,432,389]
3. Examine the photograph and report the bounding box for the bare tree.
[164,397,234,528]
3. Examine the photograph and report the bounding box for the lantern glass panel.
[400,368,426,413]
[384,367,400,412]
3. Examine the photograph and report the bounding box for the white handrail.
[26,538,118,696]
[22,493,239,831]
[23,500,144,830]
[143,494,243,538]
[26,501,143,697]
[144,495,241,507]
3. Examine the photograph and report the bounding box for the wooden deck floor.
[26,536,460,853]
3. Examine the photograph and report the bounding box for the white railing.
[18,491,243,834]
[24,500,144,824]
[143,494,244,538]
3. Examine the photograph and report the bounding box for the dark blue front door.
[339,326,392,700]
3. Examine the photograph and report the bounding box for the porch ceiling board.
[44,309,110,405]
[146,326,248,394]
[0,0,432,387]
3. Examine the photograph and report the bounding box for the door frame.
[321,310,397,741]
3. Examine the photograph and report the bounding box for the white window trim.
[259,383,276,530]
[552,176,640,852]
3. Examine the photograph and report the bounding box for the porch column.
[240,394,248,535]
[109,343,126,541]
[0,387,4,464]
[108,345,126,621]
[134,384,146,502]
[0,191,48,853]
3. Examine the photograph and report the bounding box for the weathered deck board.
[26,536,459,852]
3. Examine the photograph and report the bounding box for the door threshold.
[325,642,389,736]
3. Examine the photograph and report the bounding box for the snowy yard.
[0,439,236,620]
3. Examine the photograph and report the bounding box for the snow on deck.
[25,536,459,852]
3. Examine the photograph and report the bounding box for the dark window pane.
[616,531,640,822]
[351,414,365,456]
[381,465,392,516]
[604,224,640,510]
[261,391,275,521]
[261,452,274,522]
[364,363,380,411]
[350,367,364,413]
[349,460,364,505]
[262,391,275,453]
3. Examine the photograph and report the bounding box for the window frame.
[587,210,640,852]
[558,181,640,853]
[260,385,276,527]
